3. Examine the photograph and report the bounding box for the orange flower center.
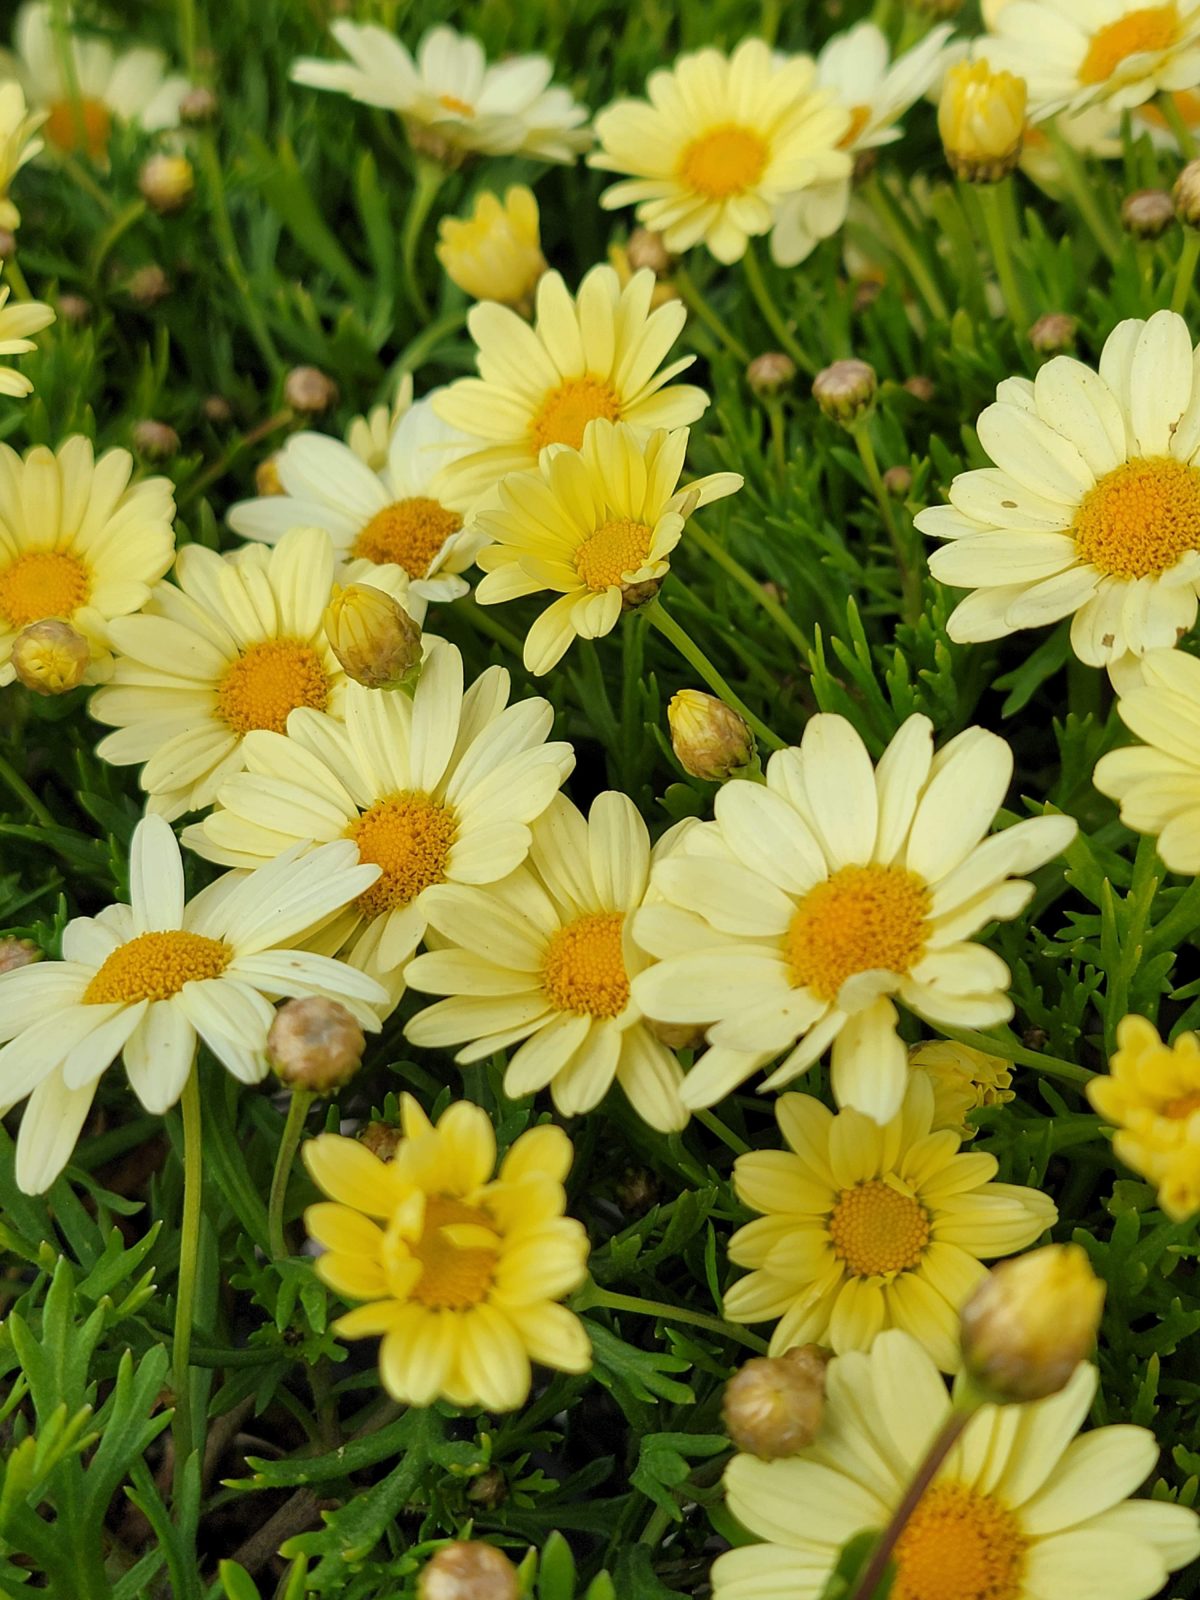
[215,639,330,735]
[45,96,112,158]
[82,930,231,1004]
[893,1482,1027,1600]
[828,1180,930,1276]
[351,497,463,579]
[785,864,930,1002]
[1071,456,1200,579]
[1079,4,1179,83]
[409,1194,499,1310]
[529,376,622,453]
[574,517,654,591]
[1162,1090,1200,1118]
[347,793,457,919]
[0,550,90,630]
[542,912,630,1018]
[678,123,769,198]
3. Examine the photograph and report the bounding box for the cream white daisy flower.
[290,22,590,165]
[181,639,575,989]
[0,260,54,396]
[345,374,413,472]
[712,1330,1200,1600]
[590,39,852,265]
[0,814,387,1194]
[632,711,1076,1122]
[0,81,44,229]
[917,311,1200,671]
[405,791,688,1132]
[90,526,415,821]
[228,397,481,609]
[0,435,174,687]
[433,264,709,502]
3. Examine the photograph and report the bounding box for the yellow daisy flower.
[0,260,54,396]
[632,712,1076,1122]
[724,1076,1055,1371]
[433,264,710,502]
[436,185,546,310]
[0,814,386,1193]
[91,526,414,822]
[0,435,174,688]
[304,1095,592,1410]
[910,1038,1016,1138]
[1088,1013,1200,1219]
[713,1330,1200,1600]
[0,81,43,230]
[405,791,688,1131]
[472,417,742,674]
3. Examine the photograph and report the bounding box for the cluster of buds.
[323,583,423,692]
[938,60,1027,183]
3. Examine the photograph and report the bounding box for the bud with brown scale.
[626,227,674,276]
[722,1345,829,1459]
[268,997,365,1094]
[812,358,877,425]
[284,365,338,415]
[960,1243,1105,1403]
[904,375,936,402]
[746,351,797,400]
[0,229,15,258]
[11,619,90,694]
[668,689,757,782]
[324,583,422,692]
[1028,312,1077,354]
[467,1467,508,1509]
[1122,188,1175,239]
[179,85,219,125]
[616,1166,660,1214]
[883,465,912,498]
[1174,158,1200,227]
[418,1541,519,1600]
[138,154,194,214]
[0,938,42,974]
[132,420,180,461]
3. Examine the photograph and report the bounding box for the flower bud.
[358,1120,401,1161]
[960,1243,1105,1403]
[56,292,91,326]
[668,689,757,782]
[268,997,365,1094]
[255,453,284,496]
[1122,187,1175,239]
[938,60,1027,183]
[626,226,674,276]
[132,419,180,461]
[746,351,797,400]
[1028,312,1077,354]
[436,186,546,310]
[1174,158,1200,227]
[0,937,41,973]
[203,394,233,425]
[418,1541,519,1600]
[11,619,90,694]
[179,85,219,126]
[883,464,912,498]
[616,1166,659,1214]
[0,228,15,258]
[812,358,877,425]
[722,1345,828,1459]
[127,264,170,307]
[904,375,935,402]
[467,1467,508,1508]
[284,365,338,415]
[324,583,422,692]
[138,153,194,214]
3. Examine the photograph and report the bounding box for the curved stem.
[672,264,751,365]
[1046,126,1121,260]
[585,1285,769,1354]
[268,1089,314,1262]
[866,176,949,323]
[172,1066,203,1504]
[976,180,1029,334]
[644,597,785,751]
[686,519,810,657]
[401,158,445,322]
[741,244,816,373]
[1172,231,1200,316]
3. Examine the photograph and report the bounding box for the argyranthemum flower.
[0,435,174,688]
[712,1329,1200,1600]
[1089,1014,1200,1218]
[405,791,688,1131]
[290,22,590,166]
[182,639,575,987]
[228,397,481,609]
[1093,646,1200,870]
[472,418,742,675]
[0,81,43,229]
[724,1076,1055,1370]
[0,814,386,1194]
[304,1095,591,1410]
[770,24,955,267]
[91,526,414,821]
[433,264,709,501]
[589,39,852,265]
[916,311,1200,671]
[437,185,546,310]
[0,261,53,396]
[344,374,413,473]
[632,711,1076,1122]
[910,1038,1016,1137]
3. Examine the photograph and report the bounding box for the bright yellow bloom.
[437,186,546,309]
[1088,1013,1200,1219]
[304,1096,592,1410]
[960,1243,1106,1402]
[910,1039,1015,1138]
[0,82,43,229]
[938,59,1027,181]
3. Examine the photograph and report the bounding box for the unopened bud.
[255,453,284,496]
[1174,158,1200,227]
[56,292,90,325]
[138,153,194,214]
[1122,187,1175,239]
[203,394,233,425]
[324,583,422,692]
[722,1345,828,1459]
[467,1467,508,1508]
[812,358,877,425]
[1028,312,1076,354]
[938,60,1027,183]
[418,1541,519,1600]
[904,375,936,402]
[179,85,219,126]
[668,689,757,782]
[883,465,912,498]
[11,619,90,694]
[358,1120,401,1161]
[746,351,797,400]
[616,1166,659,1214]
[960,1243,1105,1403]
[0,938,42,973]
[626,227,674,276]
[127,264,170,306]
[284,365,338,415]
[268,997,365,1094]
[132,419,180,460]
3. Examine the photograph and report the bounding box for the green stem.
[644,597,785,751]
[197,134,281,374]
[401,158,445,322]
[180,407,294,508]
[866,176,950,323]
[741,243,816,373]
[853,422,922,624]
[455,593,527,659]
[3,254,32,300]
[976,180,1029,334]
[639,1503,676,1548]
[585,1285,769,1354]
[53,149,116,215]
[177,0,198,76]
[89,198,148,285]
[672,263,751,365]
[172,1066,203,1504]
[1047,125,1122,260]
[695,1108,750,1156]
[1158,90,1197,159]
[268,1089,314,1261]
[686,519,809,656]
[1171,231,1200,316]
[936,1024,1093,1084]
[0,752,54,826]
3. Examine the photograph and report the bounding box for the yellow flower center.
[1162,1089,1200,1117]
[785,864,930,1002]
[542,911,631,1018]
[437,92,475,117]
[347,793,457,919]
[82,930,231,1004]
[893,1482,1027,1600]
[1071,456,1200,579]
[574,517,654,592]
[828,1179,931,1276]
[529,376,622,453]
[839,104,872,149]
[351,497,463,579]
[1080,3,1179,83]
[45,96,112,158]
[0,550,90,630]
[409,1194,499,1310]
[678,123,769,199]
[215,639,330,735]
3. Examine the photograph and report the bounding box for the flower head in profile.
[290,22,590,166]
[1088,1013,1200,1219]
[0,81,44,229]
[304,1096,591,1410]
[712,1330,1200,1600]
[0,261,54,395]
[406,791,689,1132]
[724,1076,1055,1371]
[938,58,1028,182]
[0,815,386,1193]
[437,185,546,310]
[473,418,741,674]
[910,1038,1016,1138]
[0,436,174,689]
[632,712,1076,1121]
[917,312,1200,672]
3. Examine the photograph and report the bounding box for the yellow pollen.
[529,376,622,453]
[828,1180,930,1276]
[1162,1089,1200,1118]
[786,864,930,1002]
[0,550,90,630]
[215,639,330,735]
[408,1195,499,1310]
[45,96,112,158]
[1071,456,1200,579]
[839,104,872,149]
[542,911,630,1018]
[437,92,475,117]
[678,123,769,199]
[347,793,456,919]
[574,517,654,592]
[351,497,463,578]
[893,1482,1027,1600]
[1080,3,1179,83]
[82,930,231,1004]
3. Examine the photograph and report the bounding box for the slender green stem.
[1171,231,1200,316]
[976,180,1029,334]
[0,752,54,827]
[759,0,782,44]
[1046,126,1122,259]
[585,1285,769,1354]
[866,176,950,323]
[53,149,116,214]
[644,597,785,751]
[3,254,32,300]
[765,398,787,481]
[197,134,281,374]
[455,593,527,659]
[741,244,816,373]
[177,0,198,76]
[180,407,294,508]
[686,519,809,656]
[1158,90,1198,159]
[695,1108,750,1156]
[269,1089,314,1262]
[89,199,148,284]
[639,1503,676,1548]
[401,158,445,322]
[672,263,751,365]
[853,422,922,624]
[936,1024,1093,1084]
[172,1066,203,1503]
